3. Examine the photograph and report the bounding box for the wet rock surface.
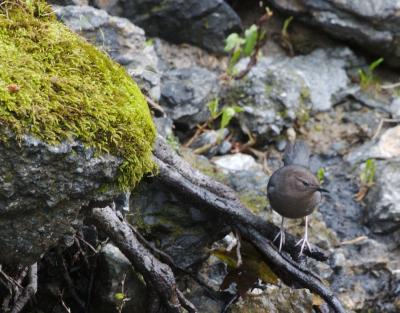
[0,133,121,264]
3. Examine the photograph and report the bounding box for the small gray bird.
[267,140,327,256]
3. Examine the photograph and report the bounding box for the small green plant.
[281,16,293,38]
[224,24,260,75]
[184,98,243,151]
[360,159,376,187]
[355,159,376,202]
[358,57,384,89]
[145,38,154,46]
[114,274,131,313]
[317,167,325,184]
[207,98,243,130]
[114,293,126,301]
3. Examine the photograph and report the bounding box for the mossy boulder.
[0,0,156,189]
[0,1,156,264]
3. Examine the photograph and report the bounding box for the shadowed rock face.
[92,0,242,53]
[266,0,400,68]
[0,133,121,264]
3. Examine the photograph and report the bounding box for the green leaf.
[369,57,384,73]
[233,105,244,113]
[282,16,294,35]
[228,48,242,74]
[224,33,243,52]
[220,106,241,129]
[317,167,325,184]
[360,159,376,186]
[207,98,220,119]
[114,293,125,301]
[243,24,258,57]
[358,68,368,87]
[212,249,237,268]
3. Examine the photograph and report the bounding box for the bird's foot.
[273,228,285,252]
[295,236,312,256]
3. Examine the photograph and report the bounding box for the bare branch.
[91,206,197,313]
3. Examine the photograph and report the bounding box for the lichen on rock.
[0,0,156,190]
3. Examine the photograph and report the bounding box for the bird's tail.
[283,140,310,167]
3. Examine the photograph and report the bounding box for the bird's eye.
[302,181,309,186]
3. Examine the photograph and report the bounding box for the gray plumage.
[267,141,322,219]
[267,165,321,218]
[267,140,325,254]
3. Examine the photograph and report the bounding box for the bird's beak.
[317,187,329,193]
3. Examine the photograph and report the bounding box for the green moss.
[0,1,156,190]
[239,192,268,214]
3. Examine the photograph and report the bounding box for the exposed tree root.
[153,136,345,313]
[10,263,38,313]
[91,206,197,313]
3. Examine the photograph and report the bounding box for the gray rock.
[92,243,147,313]
[231,286,313,313]
[346,126,400,164]
[330,238,400,312]
[212,153,262,172]
[48,0,88,5]
[389,97,400,118]
[267,0,400,68]
[93,0,242,54]
[0,134,121,264]
[160,67,219,128]
[218,140,232,155]
[189,129,229,157]
[153,116,174,138]
[343,109,382,138]
[129,180,227,269]
[225,48,351,141]
[54,5,160,100]
[365,160,400,233]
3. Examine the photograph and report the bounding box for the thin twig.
[57,247,85,310]
[146,96,166,116]
[183,122,209,148]
[371,118,400,140]
[380,82,400,89]
[235,229,243,268]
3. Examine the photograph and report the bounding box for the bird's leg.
[295,215,312,256]
[273,216,285,252]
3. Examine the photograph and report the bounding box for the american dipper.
[267,140,328,256]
